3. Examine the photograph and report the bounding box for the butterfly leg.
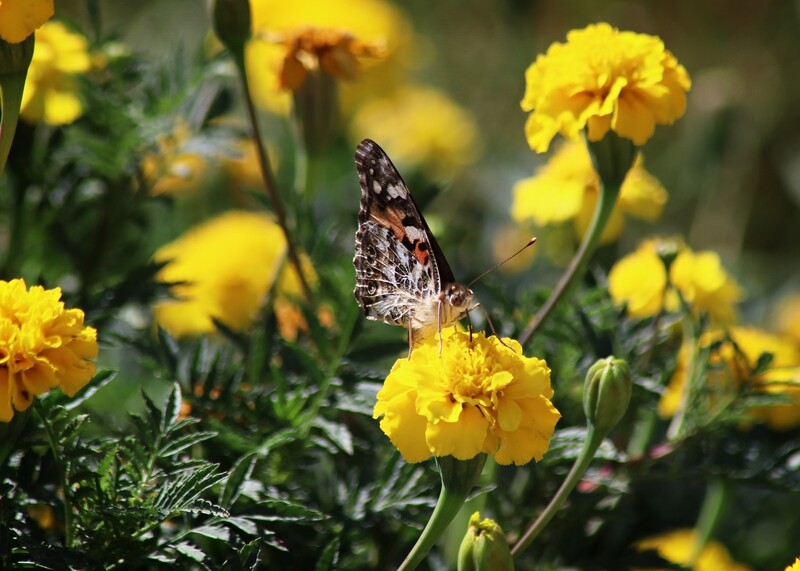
[469,303,517,352]
[437,298,444,357]
[407,321,414,360]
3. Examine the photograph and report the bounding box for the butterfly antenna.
[467,237,537,287]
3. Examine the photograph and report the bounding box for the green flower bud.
[583,356,632,433]
[208,0,251,54]
[457,512,514,571]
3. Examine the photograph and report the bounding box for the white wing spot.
[372,180,382,193]
[386,183,407,199]
[404,225,425,243]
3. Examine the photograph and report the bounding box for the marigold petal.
[426,405,487,460]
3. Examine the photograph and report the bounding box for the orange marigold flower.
[247,0,407,112]
[521,23,691,153]
[0,0,53,43]
[0,279,98,422]
[511,141,667,244]
[608,237,743,325]
[373,330,560,466]
[634,529,752,571]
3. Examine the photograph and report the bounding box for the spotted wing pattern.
[353,139,453,330]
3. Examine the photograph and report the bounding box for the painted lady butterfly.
[353,139,474,355]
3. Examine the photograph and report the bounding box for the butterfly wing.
[353,139,454,327]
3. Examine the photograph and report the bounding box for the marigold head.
[373,330,560,466]
[511,141,667,244]
[20,21,92,125]
[246,0,407,112]
[521,23,691,153]
[659,326,800,430]
[349,85,480,180]
[0,0,53,44]
[608,237,743,324]
[153,211,316,339]
[0,279,98,422]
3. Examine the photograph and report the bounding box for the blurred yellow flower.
[660,326,800,430]
[0,279,98,422]
[20,21,92,125]
[634,529,751,571]
[0,0,53,43]
[247,0,409,113]
[608,238,743,324]
[521,23,691,153]
[786,557,800,571]
[141,122,210,196]
[349,85,479,179]
[512,141,666,243]
[373,330,560,466]
[153,211,315,339]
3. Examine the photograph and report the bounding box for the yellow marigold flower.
[511,141,666,243]
[0,0,53,43]
[20,21,92,125]
[373,330,560,466]
[660,327,800,430]
[153,211,315,338]
[521,23,691,153]
[608,238,743,324]
[634,529,751,571]
[349,85,479,180]
[247,0,408,113]
[786,557,800,571]
[0,279,98,422]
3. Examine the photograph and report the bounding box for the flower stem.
[519,133,635,349]
[398,455,486,571]
[229,49,315,307]
[511,426,604,557]
[690,478,727,565]
[34,401,74,548]
[519,178,620,348]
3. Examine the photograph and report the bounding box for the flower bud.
[457,512,514,571]
[583,356,632,433]
[208,0,251,54]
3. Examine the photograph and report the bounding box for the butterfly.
[353,139,474,356]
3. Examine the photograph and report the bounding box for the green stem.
[34,401,74,548]
[519,179,620,347]
[0,67,27,177]
[398,455,486,571]
[229,49,315,307]
[690,478,727,565]
[519,133,636,348]
[511,426,604,557]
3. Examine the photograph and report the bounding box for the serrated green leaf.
[158,431,218,458]
[220,452,257,508]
